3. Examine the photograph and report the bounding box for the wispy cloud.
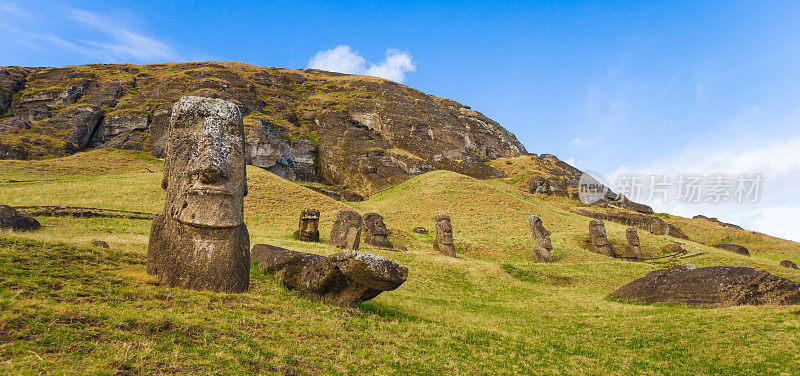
[307,45,416,83]
[0,2,178,64]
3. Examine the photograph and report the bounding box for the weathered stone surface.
[624,228,642,259]
[0,67,28,116]
[571,207,688,240]
[89,111,149,148]
[251,244,408,306]
[412,227,428,234]
[780,260,799,270]
[292,208,320,242]
[693,215,743,230]
[147,96,250,293]
[528,215,553,262]
[610,264,800,306]
[588,220,614,257]
[91,240,109,248]
[711,244,750,256]
[612,195,654,214]
[0,117,31,133]
[0,205,40,232]
[329,209,362,250]
[433,214,456,257]
[245,119,317,181]
[363,213,393,249]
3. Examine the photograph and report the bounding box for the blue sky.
[2,1,800,241]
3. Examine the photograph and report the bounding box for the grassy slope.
[2,149,800,375]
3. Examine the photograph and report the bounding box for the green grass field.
[2,149,800,375]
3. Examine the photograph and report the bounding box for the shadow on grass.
[358,300,426,322]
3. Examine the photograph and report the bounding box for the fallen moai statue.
[610,264,800,306]
[251,244,408,306]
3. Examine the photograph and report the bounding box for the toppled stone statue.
[781,260,799,270]
[0,205,40,232]
[147,96,250,293]
[413,227,428,234]
[433,214,456,257]
[588,220,614,257]
[329,209,362,250]
[363,213,393,249]
[251,244,408,306]
[711,243,750,256]
[293,209,320,242]
[624,228,642,259]
[527,215,553,262]
[610,264,800,306]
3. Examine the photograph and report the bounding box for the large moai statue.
[363,213,393,249]
[147,96,250,293]
[293,208,320,242]
[588,220,614,257]
[330,209,362,250]
[433,214,456,257]
[528,215,554,262]
[625,228,642,259]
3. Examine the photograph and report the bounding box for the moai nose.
[198,163,226,184]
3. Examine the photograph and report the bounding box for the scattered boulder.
[663,243,684,254]
[711,244,750,256]
[329,209,362,250]
[0,205,41,232]
[147,96,250,293]
[624,228,642,259]
[781,260,799,270]
[433,214,456,257]
[91,240,109,248]
[251,244,408,306]
[527,215,553,262]
[292,209,320,242]
[412,227,428,234]
[363,213,393,249]
[588,220,614,257]
[610,264,800,306]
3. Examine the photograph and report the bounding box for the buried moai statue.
[329,209,362,250]
[363,213,393,249]
[293,209,320,242]
[527,215,554,262]
[147,96,250,293]
[625,228,642,259]
[588,220,615,257]
[433,214,456,257]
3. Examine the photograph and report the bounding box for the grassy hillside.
[2,149,800,375]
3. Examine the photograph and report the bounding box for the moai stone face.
[330,209,362,250]
[528,215,553,262]
[363,213,393,249]
[147,96,250,293]
[588,220,614,257]
[625,228,642,259]
[434,214,456,257]
[293,209,320,242]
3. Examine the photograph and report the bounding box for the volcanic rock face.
[610,264,800,306]
[0,63,527,194]
[0,205,40,232]
[363,213,393,249]
[147,96,250,293]
[527,215,553,262]
[251,244,408,306]
[293,209,320,242]
[588,220,614,257]
[329,209,362,250]
[434,214,456,257]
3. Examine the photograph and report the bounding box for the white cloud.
[307,45,416,83]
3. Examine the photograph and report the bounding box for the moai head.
[294,209,320,242]
[527,215,553,251]
[588,220,614,257]
[330,209,362,250]
[161,96,247,229]
[147,96,250,293]
[624,227,642,260]
[626,228,640,246]
[363,213,393,249]
[434,214,456,257]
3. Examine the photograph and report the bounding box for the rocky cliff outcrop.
[0,62,527,194]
